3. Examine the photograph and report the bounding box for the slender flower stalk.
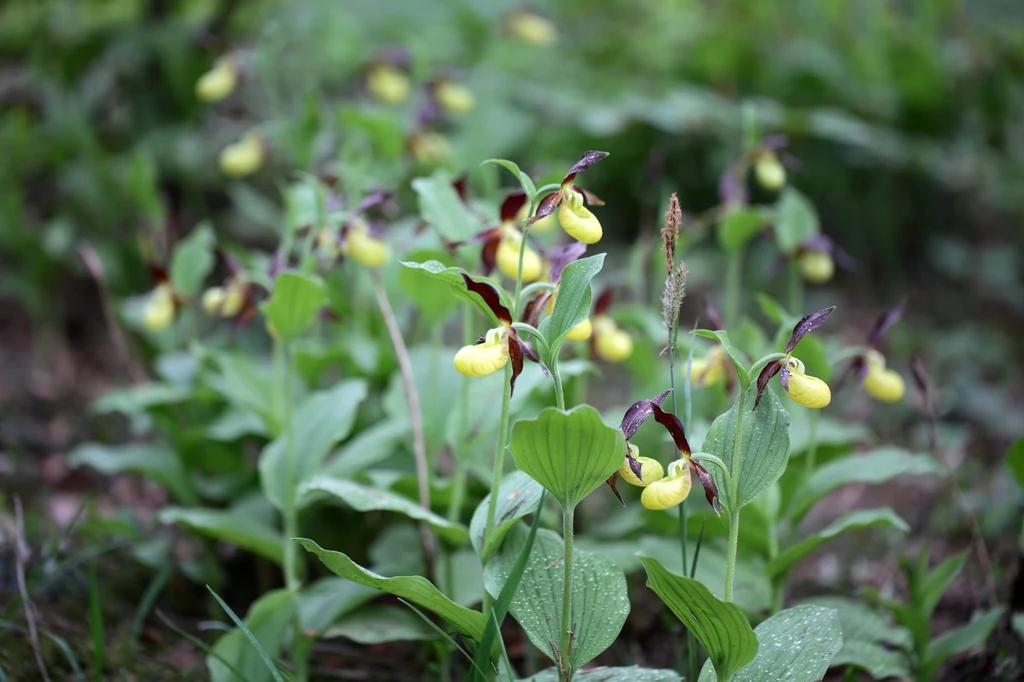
[723,387,746,603]
[370,269,435,572]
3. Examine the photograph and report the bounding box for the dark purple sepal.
[460,273,512,325]
[691,460,722,515]
[784,306,836,354]
[753,359,783,410]
[649,403,692,457]
[618,389,672,439]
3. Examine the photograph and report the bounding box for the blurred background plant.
[2,0,1024,679]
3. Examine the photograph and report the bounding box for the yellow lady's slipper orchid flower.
[219,132,264,177]
[496,231,542,282]
[410,131,450,165]
[862,351,904,402]
[782,357,831,409]
[508,11,557,46]
[593,315,632,363]
[619,444,664,487]
[685,346,727,386]
[436,81,475,115]
[142,283,175,331]
[195,57,238,103]
[344,223,390,268]
[367,64,410,104]
[558,201,602,244]
[799,250,835,284]
[454,327,510,377]
[641,460,692,511]
[545,291,592,340]
[755,151,786,191]
[530,211,557,233]
[202,281,245,318]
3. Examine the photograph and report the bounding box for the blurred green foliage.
[3,0,1024,322]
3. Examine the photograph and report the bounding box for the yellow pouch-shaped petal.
[142,284,175,331]
[346,226,390,268]
[195,58,238,102]
[436,82,475,115]
[594,317,633,362]
[641,469,692,510]
[863,363,904,402]
[496,236,542,282]
[558,203,602,244]
[454,329,510,377]
[783,358,831,409]
[219,134,263,177]
[799,251,835,284]
[368,64,410,104]
[619,449,664,488]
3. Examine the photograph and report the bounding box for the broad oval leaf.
[208,589,294,682]
[412,171,482,242]
[794,447,943,521]
[469,470,544,560]
[296,539,486,641]
[699,605,842,682]
[261,271,327,341]
[717,208,766,253]
[398,249,459,320]
[159,507,284,564]
[923,606,1004,679]
[325,604,438,644]
[69,442,196,505]
[482,158,537,200]
[704,381,790,512]
[509,404,625,510]
[641,556,758,681]
[485,528,629,670]
[259,380,368,510]
[298,577,377,636]
[799,596,910,679]
[538,254,605,355]
[299,476,468,546]
[773,187,819,255]
[767,508,909,579]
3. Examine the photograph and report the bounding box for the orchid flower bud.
[641,459,692,510]
[142,283,175,331]
[799,250,835,284]
[755,151,786,191]
[558,200,602,244]
[508,11,557,47]
[619,444,664,487]
[219,132,264,177]
[782,357,831,409]
[593,315,633,363]
[862,351,904,402]
[195,57,238,103]
[496,232,542,282]
[436,81,475,115]
[367,64,410,104]
[453,327,510,377]
[345,223,390,268]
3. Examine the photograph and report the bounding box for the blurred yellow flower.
[509,11,557,47]
[195,57,238,102]
[368,64,410,104]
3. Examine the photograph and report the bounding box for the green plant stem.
[787,260,803,314]
[481,362,513,613]
[723,386,747,602]
[447,303,474,524]
[724,249,743,330]
[276,341,307,682]
[560,504,575,681]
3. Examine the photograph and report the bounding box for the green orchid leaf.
[773,187,820,255]
[508,404,625,510]
[485,528,630,670]
[800,596,910,679]
[69,442,196,505]
[923,607,1004,680]
[399,261,511,324]
[1005,436,1024,490]
[399,249,460,320]
[482,158,537,200]
[519,667,681,681]
[325,605,438,644]
[298,577,378,636]
[412,171,482,243]
[170,222,215,297]
[641,556,758,682]
[469,470,545,561]
[538,254,605,360]
[794,447,943,521]
[699,604,842,682]
[159,507,284,564]
[693,329,752,387]
[260,271,326,341]
[259,380,368,510]
[704,381,790,512]
[296,539,486,641]
[767,509,909,579]
[298,476,468,546]
[208,589,293,682]
[920,551,968,617]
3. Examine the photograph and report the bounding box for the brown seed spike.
[661,193,682,275]
[460,273,512,325]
